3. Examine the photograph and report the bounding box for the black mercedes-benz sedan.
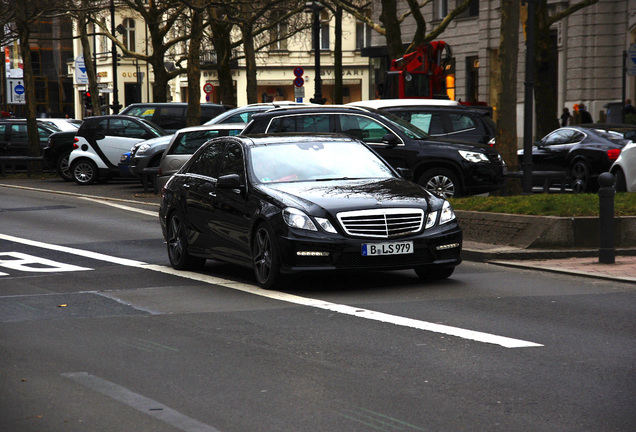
[159,134,462,289]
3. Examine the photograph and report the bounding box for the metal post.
[598,172,616,264]
[110,0,121,113]
[308,2,326,105]
[522,0,537,194]
[622,50,627,124]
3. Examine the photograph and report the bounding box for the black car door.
[183,142,225,255]
[209,141,254,265]
[533,129,582,171]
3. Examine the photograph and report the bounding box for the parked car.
[611,140,636,192]
[37,118,82,132]
[68,115,167,185]
[42,130,78,181]
[204,102,310,125]
[517,125,630,193]
[127,135,174,179]
[156,123,244,188]
[242,105,505,198]
[0,119,58,157]
[349,99,496,146]
[120,102,233,133]
[159,134,462,289]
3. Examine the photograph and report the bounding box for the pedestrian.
[560,107,572,127]
[625,99,636,115]
[578,103,593,124]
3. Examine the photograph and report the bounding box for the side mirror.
[217,173,242,189]
[382,133,399,146]
[396,167,413,181]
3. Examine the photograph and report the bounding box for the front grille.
[337,208,424,239]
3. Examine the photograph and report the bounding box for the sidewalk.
[1,175,635,284]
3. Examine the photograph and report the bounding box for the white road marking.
[62,372,222,432]
[80,197,158,217]
[0,233,543,348]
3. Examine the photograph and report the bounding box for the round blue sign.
[294,67,304,77]
[294,77,304,87]
[14,84,25,95]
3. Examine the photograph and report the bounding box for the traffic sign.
[294,77,304,87]
[293,67,304,77]
[203,83,214,94]
[628,43,636,76]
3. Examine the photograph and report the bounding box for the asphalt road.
[1,186,635,432]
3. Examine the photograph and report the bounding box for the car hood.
[256,178,438,215]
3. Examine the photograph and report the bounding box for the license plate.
[362,241,413,256]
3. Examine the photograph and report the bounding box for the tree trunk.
[15,2,40,172]
[78,5,101,115]
[242,23,258,104]
[379,0,403,59]
[496,0,521,194]
[211,24,236,106]
[533,0,559,138]
[186,6,203,127]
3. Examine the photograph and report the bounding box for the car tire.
[252,223,285,289]
[56,151,73,181]
[614,168,627,192]
[418,168,461,199]
[569,160,590,193]
[414,266,455,281]
[71,159,99,185]
[166,212,206,270]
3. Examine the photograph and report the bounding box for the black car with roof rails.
[120,102,234,133]
[0,119,58,157]
[242,106,505,198]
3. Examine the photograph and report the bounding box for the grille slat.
[337,208,424,239]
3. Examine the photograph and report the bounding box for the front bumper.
[277,224,462,274]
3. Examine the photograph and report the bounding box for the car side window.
[543,130,571,146]
[108,119,147,138]
[221,113,251,123]
[339,115,390,143]
[269,115,330,133]
[155,106,185,130]
[409,112,444,135]
[218,142,245,184]
[38,126,52,140]
[448,114,477,133]
[0,124,6,140]
[9,124,27,142]
[172,130,216,155]
[188,142,225,177]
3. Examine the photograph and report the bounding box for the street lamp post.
[110,0,122,113]
[522,0,537,194]
[306,1,326,105]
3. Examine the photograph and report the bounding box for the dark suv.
[350,100,495,145]
[242,106,505,198]
[120,102,233,133]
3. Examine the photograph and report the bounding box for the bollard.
[598,172,615,264]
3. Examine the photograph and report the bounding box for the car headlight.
[425,211,438,229]
[283,208,317,231]
[136,143,151,154]
[439,200,456,225]
[315,217,337,234]
[459,150,489,163]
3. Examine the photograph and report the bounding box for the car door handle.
[183,183,190,188]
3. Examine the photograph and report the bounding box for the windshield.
[249,141,395,184]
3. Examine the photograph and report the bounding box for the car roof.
[348,99,460,109]
[176,123,245,134]
[234,133,360,148]
[251,105,372,117]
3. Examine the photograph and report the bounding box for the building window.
[457,0,479,18]
[270,21,288,51]
[356,21,371,50]
[434,0,448,20]
[123,18,135,52]
[320,10,330,50]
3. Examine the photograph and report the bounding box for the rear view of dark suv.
[242,106,505,198]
